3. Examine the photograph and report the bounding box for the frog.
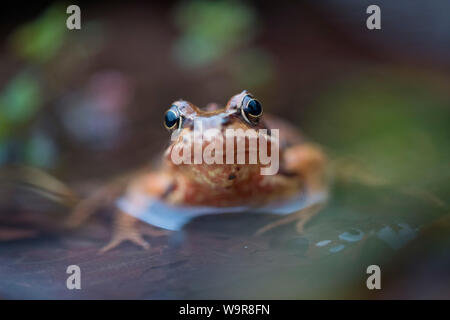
[67,90,327,253]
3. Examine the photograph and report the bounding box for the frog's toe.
[99,231,150,254]
[295,219,306,234]
[140,226,171,237]
[254,216,296,236]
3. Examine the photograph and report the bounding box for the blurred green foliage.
[25,133,57,168]
[1,3,103,168]
[172,0,274,91]
[230,49,274,89]
[0,70,52,167]
[0,4,69,168]
[9,4,68,63]
[304,73,450,195]
[173,0,257,67]
[0,71,42,139]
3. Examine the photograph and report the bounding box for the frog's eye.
[241,95,263,124]
[164,106,182,130]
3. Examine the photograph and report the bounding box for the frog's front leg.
[65,176,130,228]
[99,172,174,253]
[255,143,326,236]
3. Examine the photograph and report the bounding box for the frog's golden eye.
[164,106,182,130]
[241,95,263,124]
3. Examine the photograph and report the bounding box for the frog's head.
[163,90,279,190]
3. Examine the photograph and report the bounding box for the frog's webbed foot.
[99,211,169,254]
[100,228,150,254]
[254,203,322,236]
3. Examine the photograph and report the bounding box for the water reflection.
[118,190,328,231]
[329,244,345,253]
[377,223,418,250]
[315,240,331,247]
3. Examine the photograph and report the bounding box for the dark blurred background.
[0,1,449,299]
[1,0,448,182]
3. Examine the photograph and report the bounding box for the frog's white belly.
[117,191,328,231]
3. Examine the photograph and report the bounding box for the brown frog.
[68,90,327,252]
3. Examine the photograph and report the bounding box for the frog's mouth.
[165,125,279,187]
[182,162,261,190]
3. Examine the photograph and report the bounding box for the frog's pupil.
[165,110,179,129]
[244,99,262,116]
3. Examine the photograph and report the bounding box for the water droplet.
[339,228,364,242]
[315,240,332,247]
[377,223,418,250]
[329,244,345,253]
